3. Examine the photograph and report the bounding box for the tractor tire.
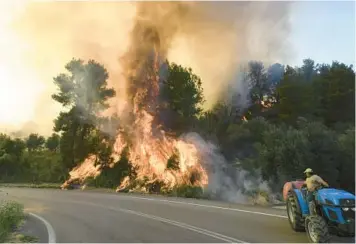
[286,192,305,232]
[305,215,331,243]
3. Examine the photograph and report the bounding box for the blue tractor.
[284,181,355,243]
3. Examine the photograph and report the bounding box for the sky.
[290,0,355,67]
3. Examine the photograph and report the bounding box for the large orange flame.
[62,109,208,191]
[113,110,208,190]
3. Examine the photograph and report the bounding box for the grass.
[0,200,25,242]
[0,183,61,189]
[9,233,39,243]
[167,185,207,199]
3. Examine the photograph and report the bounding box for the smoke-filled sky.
[0,0,354,137]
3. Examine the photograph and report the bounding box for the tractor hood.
[318,188,356,206]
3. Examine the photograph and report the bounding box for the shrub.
[0,200,24,242]
[171,185,204,198]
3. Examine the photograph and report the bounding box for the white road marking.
[272,205,287,210]
[120,195,288,219]
[66,200,247,243]
[119,208,247,243]
[28,212,56,243]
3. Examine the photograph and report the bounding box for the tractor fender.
[283,182,292,201]
[283,180,305,200]
[291,188,310,216]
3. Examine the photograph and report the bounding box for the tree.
[314,62,355,126]
[274,66,319,124]
[91,146,135,188]
[337,128,355,192]
[52,59,115,169]
[0,134,26,180]
[26,133,45,152]
[248,61,269,105]
[243,61,272,119]
[267,63,284,86]
[300,58,317,82]
[159,62,204,133]
[45,133,60,152]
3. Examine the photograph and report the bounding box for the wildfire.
[62,3,209,192]
[61,155,101,189]
[62,109,208,191]
[113,110,208,190]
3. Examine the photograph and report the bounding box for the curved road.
[0,188,354,243]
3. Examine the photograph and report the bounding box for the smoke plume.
[182,132,273,203]
[0,1,293,135]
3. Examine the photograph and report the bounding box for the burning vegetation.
[61,3,209,193]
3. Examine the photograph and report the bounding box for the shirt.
[305,174,324,192]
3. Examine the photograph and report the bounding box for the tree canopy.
[0,57,354,196]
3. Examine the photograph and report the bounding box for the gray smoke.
[181,132,273,204]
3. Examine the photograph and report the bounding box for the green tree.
[92,146,135,188]
[196,102,238,143]
[248,61,269,105]
[52,59,115,170]
[26,133,45,152]
[274,66,319,124]
[45,133,60,152]
[337,128,355,192]
[314,62,355,126]
[225,117,272,162]
[0,135,25,181]
[159,62,204,133]
[300,58,317,82]
[241,61,275,120]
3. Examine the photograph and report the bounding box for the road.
[0,188,354,243]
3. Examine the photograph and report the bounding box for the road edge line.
[28,212,56,243]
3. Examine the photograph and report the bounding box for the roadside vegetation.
[0,200,25,242]
[0,58,354,201]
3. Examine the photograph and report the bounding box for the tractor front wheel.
[286,192,305,231]
[305,215,331,243]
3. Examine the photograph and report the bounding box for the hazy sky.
[290,0,355,66]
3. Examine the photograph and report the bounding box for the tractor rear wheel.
[305,215,331,243]
[286,192,305,231]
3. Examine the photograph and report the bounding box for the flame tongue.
[61,155,101,189]
[114,110,208,190]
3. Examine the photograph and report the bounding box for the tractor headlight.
[351,208,355,211]
[342,207,349,211]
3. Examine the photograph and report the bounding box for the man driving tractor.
[302,168,329,214]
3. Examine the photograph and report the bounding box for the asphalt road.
[0,188,354,243]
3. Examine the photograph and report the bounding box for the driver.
[303,168,329,214]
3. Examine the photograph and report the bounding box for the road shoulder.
[14,213,49,243]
